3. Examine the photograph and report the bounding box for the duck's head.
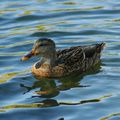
[21,38,56,61]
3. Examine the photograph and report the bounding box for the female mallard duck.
[21,38,105,78]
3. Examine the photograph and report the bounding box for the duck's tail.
[96,42,106,53]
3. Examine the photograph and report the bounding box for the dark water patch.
[78,15,111,20]
[94,9,120,14]
[0,17,9,21]
[14,9,120,22]
[14,11,91,22]
[109,45,120,50]
[51,9,120,17]
[0,81,25,102]
[0,60,19,68]
[15,15,42,21]
[103,62,120,67]
[0,19,13,26]
[2,43,33,53]
[31,30,120,37]
[103,57,120,63]
[0,24,24,31]
[0,55,18,60]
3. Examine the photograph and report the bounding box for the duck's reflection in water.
[21,63,101,98]
[1,64,112,111]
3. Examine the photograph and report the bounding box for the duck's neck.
[42,55,56,67]
[40,51,56,69]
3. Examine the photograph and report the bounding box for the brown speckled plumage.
[53,43,105,77]
[22,38,105,78]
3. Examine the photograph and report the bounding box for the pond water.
[0,0,120,120]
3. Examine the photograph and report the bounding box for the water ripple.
[31,30,120,37]
[14,9,120,22]
[0,0,120,120]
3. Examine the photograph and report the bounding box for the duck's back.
[55,43,105,77]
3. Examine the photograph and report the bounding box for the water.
[0,0,120,120]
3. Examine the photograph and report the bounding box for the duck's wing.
[56,43,105,75]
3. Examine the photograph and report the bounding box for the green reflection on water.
[0,70,30,84]
[100,113,120,120]
[0,94,112,112]
[62,2,76,5]
[35,25,48,32]
[113,18,120,22]
[0,72,18,83]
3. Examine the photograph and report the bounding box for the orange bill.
[21,51,35,61]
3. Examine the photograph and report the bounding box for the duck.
[21,38,105,78]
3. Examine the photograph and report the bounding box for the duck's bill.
[21,51,35,61]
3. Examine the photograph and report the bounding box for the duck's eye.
[39,44,48,47]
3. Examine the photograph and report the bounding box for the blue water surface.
[0,0,120,120]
